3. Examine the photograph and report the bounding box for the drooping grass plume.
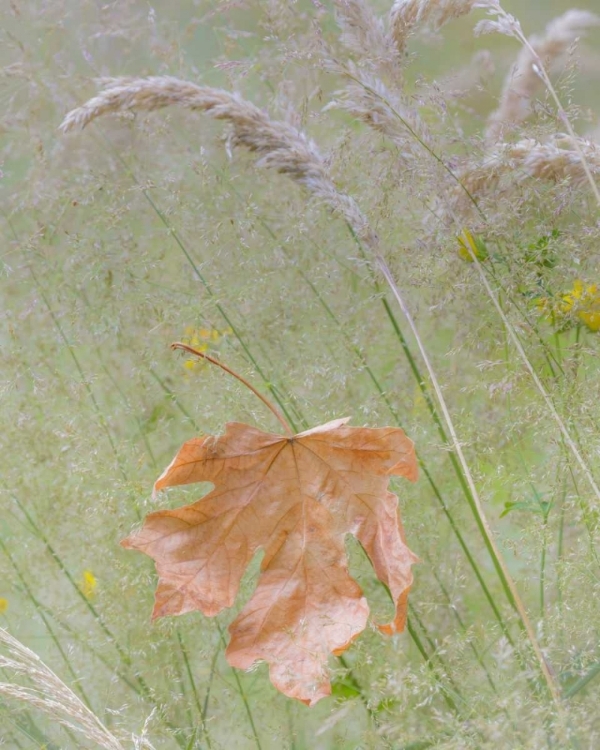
[60,76,377,249]
[475,0,600,206]
[334,0,400,72]
[326,63,436,168]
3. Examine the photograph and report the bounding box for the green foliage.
[2,1,600,748]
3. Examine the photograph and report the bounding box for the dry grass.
[0,628,148,749]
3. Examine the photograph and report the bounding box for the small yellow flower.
[457,229,488,263]
[560,280,600,332]
[79,570,97,599]
[0,598,8,614]
[181,325,231,372]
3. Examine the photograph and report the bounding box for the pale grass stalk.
[475,1,600,208]
[486,10,600,143]
[464,252,600,511]
[374,255,561,705]
[62,70,558,703]
[132,708,158,750]
[389,0,479,52]
[517,39,600,209]
[0,628,152,750]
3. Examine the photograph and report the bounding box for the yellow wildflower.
[181,325,232,371]
[560,280,600,332]
[0,598,8,614]
[79,570,97,599]
[457,229,488,263]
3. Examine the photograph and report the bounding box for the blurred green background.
[2,1,600,748]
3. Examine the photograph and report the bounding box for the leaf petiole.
[171,342,293,436]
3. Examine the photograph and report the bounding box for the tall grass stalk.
[477,1,600,206]
[375,255,561,702]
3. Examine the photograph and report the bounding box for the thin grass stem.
[25,265,128,483]
[7,493,187,748]
[431,569,498,694]
[512,29,600,208]
[341,69,485,218]
[471,257,600,508]
[215,623,263,750]
[375,253,561,703]
[199,642,220,750]
[95,133,301,434]
[0,538,94,711]
[564,660,600,698]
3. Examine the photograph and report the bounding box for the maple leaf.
[122,418,418,705]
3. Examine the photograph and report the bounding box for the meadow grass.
[2,0,600,747]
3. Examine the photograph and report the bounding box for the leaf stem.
[171,343,293,436]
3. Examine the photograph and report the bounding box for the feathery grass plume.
[0,627,144,750]
[334,0,401,74]
[330,3,437,178]
[326,62,437,169]
[486,10,600,143]
[389,0,480,53]
[60,76,377,249]
[459,134,600,195]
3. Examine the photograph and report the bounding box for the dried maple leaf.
[122,417,418,705]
